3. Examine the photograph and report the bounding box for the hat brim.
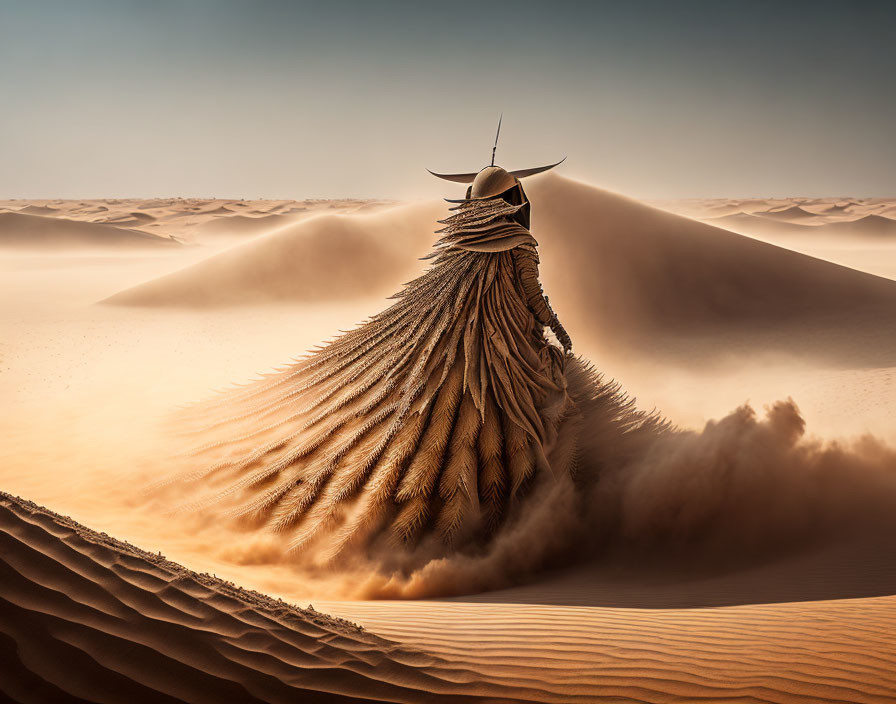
[427,158,566,185]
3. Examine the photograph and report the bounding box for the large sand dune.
[529,177,896,363]
[103,175,896,365]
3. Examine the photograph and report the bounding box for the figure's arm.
[512,245,572,352]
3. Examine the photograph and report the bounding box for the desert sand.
[0,492,533,703]
[4,490,896,703]
[3,178,896,702]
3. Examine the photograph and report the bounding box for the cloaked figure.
[176,141,659,561]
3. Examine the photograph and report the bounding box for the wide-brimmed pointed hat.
[428,115,564,201]
[428,159,566,201]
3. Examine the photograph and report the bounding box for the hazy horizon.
[2,0,894,200]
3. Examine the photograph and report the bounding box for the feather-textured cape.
[176,198,660,558]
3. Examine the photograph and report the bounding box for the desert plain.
[2,175,896,702]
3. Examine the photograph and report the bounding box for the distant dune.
[710,212,896,239]
[0,212,180,250]
[93,211,157,227]
[193,212,298,240]
[16,204,60,216]
[0,198,395,244]
[759,205,818,221]
[809,214,896,238]
[655,196,896,224]
[201,205,235,216]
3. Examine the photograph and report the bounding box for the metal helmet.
[469,166,519,199]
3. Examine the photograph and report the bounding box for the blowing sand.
[3,180,896,702]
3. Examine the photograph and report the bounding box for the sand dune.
[94,211,157,227]
[0,492,534,704]
[104,201,443,306]
[193,212,298,240]
[807,213,896,238]
[0,198,394,245]
[527,177,896,359]
[17,204,60,216]
[201,205,235,216]
[760,204,818,221]
[656,196,896,223]
[709,212,896,240]
[0,212,180,250]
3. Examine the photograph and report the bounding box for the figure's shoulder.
[511,239,539,258]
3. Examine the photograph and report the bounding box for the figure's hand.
[558,329,573,354]
[551,318,572,354]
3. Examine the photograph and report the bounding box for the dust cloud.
[350,398,896,599]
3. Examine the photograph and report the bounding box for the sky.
[1,0,894,200]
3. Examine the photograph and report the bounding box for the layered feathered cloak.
[176,197,657,558]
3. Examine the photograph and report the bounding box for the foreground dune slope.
[324,596,896,704]
[10,487,896,704]
[0,493,532,704]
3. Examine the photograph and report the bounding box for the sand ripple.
[0,493,530,703]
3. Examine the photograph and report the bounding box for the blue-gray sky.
[1,0,894,199]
